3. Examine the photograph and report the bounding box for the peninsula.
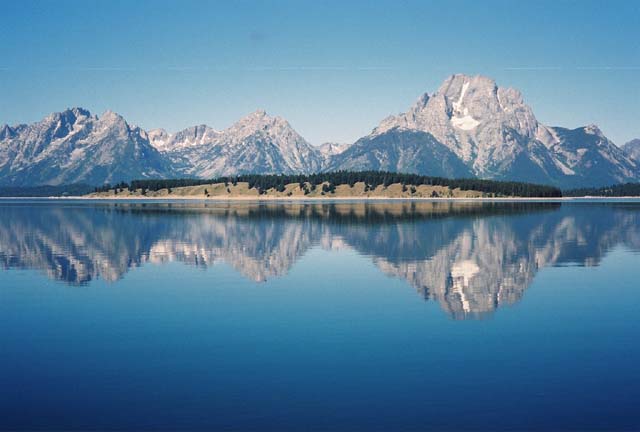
[86,171,563,199]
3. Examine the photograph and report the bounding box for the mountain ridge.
[0,107,173,186]
[1,74,638,188]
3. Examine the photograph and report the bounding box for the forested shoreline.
[95,171,562,198]
[6,173,640,199]
[0,184,94,197]
[563,183,640,197]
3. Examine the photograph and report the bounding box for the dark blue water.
[1,200,640,431]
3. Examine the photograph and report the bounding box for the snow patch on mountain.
[450,82,481,131]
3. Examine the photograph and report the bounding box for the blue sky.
[1,0,638,145]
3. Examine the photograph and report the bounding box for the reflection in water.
[1,200,639,318]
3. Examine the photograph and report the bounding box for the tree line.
[0,184,94,197]
[95,171,563,198]
[564,182,640,197]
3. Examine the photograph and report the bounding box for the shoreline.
[1,195,640,201]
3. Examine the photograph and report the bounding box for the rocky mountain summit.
[368,74,638,187]
[623,139,640,163]
[1,74,638,188]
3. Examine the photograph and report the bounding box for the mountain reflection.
[1,200,639,318]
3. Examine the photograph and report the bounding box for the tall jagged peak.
[435,74,528,114]
[32,107,94,141]
[0,124,13,140]
[67,107,91,117]
[225,109,296,138]
[584,124,604,137]
[45,107,92,124]
[375,73,539,139]
[91,110,143,139]
[99,110,125,122]
[97,110,141,132]
[436,74,498,97]
[235,109,287,126]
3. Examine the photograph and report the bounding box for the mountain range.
[1,74,639,188]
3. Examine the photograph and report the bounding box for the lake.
[1,199,640,431]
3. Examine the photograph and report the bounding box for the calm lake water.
[1,199,640,431]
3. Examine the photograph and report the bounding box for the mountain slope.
[537,125,639,187]
[0,108,172,186]
[623,139,640,162]
[327,128,473,178]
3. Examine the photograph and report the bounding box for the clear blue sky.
[1,0,638,145]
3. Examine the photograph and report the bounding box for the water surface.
[1,200,640,430]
